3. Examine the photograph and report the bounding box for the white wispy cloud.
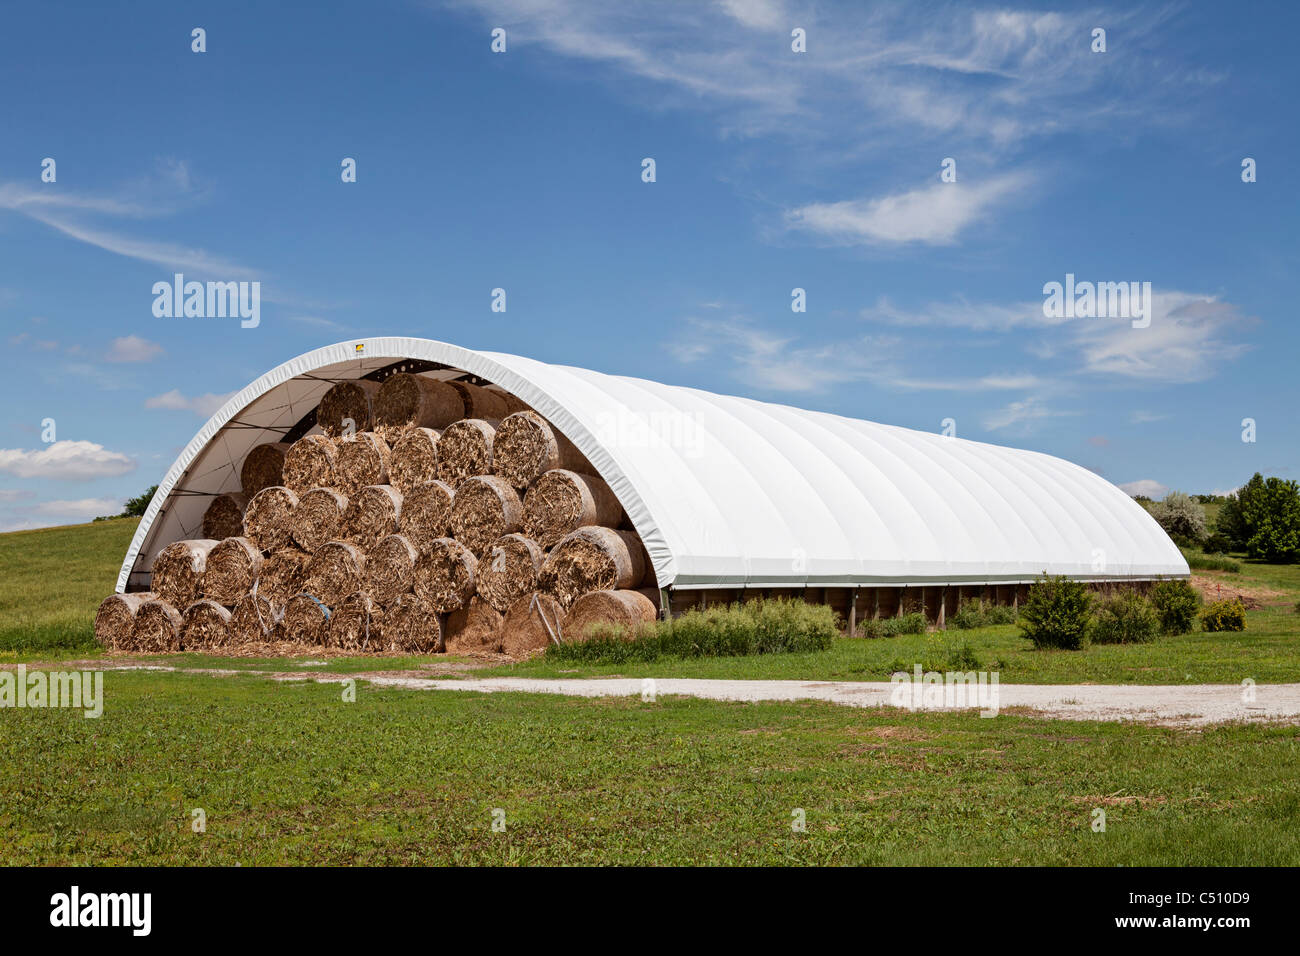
[145,389,234,417]
[1119,478,1169,498]
[0,440,136,480]
[105,335,165,363]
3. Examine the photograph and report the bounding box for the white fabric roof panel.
[117,337,1188,592]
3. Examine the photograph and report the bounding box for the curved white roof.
[117,336,1188,593]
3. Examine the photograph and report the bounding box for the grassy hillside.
[0,518,139,652]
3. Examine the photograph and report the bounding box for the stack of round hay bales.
[94,374,655,658]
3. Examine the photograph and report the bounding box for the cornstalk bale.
[203,536,264,605]
[524,469,623,549]
[388,427,441,494]
[450,381,509,420]
[229,592,283,645]
[363,533,418,605]
[500,393,532,416]
[151,539,219,609]
[540,526,648,607]
[450,475,524,556]
[384,592,442,652]
[328,591,385,651]
[335,431,391,497]
[258,549,311,607]
[130,599,183,652]
[501,591,566,659]
[444,596,503,654]
[375,373,463,436]
[564,589,659,643]
[346,484,403,550]
[477,533,544,613]
[282,593,331,645]
[291,487,349,553]
[317,379,381,437]
[180,599,232,650]
[306,540,366,606]
[282,434,337,493]
[244,485,299,552]
[412,537,477,613]
[94,592,156,650]
[202,493,247,541]
[240,442,291,497]
[399,479,455,551]
[437,418,499,487]
[493,411,587,489]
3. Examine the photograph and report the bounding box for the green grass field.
[3,669,1298,865]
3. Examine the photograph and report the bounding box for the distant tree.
[1149,490,1207,546]
[1214,474,1263,551]
[1240,477,1300,563]
[121,485,158,518]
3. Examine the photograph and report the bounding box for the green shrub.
[1150,579,1202,635]
[881,612,928,636]
[1149,490,1208,547]
[1184,550,1241,573]
[1200,599,1247,633]
[1017,573,1092,650]
[546,597,837,663]
[949,599,1017,630]
[1091,591,1160,644]
[1202,533,1232,555]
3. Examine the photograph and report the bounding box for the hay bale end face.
[493,411,588,489]
[258,549,311,607]
[363,533,418,605]
[345,484,403,550]
[291,487,349,553]
[317,379,381,437]
[564,589,659,643]
[334,431,391,497]
[399,479,454,552]
[444,596,503,654]
[203,536,264,606]
[450,475,524,556]
[240,442,290,498]
[477,533,544,613]
[243,486,299,552]
[282,593,331,646]
[388,427,441,494]
[524,469,622,549]
[412,537,477,613]
[375,373,463,437]
[384,592,442,652]
[282,434,337,493]
[202,493,247,541]
[540,526,648,606]
[501,591,566,659]
[437,418,498,487]
[181,599,232,650]
[306,540,366,607]
[328,591,385,651]
[94,592,156,650]
[229,592,283,644]
[130,599,183,652]
[151,539,219,609]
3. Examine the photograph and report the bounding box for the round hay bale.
[180,599,232,650]
[523,469,622,549]
[335,431,391,497]
[243,485,299,552]
[345,484,403,550]
[363,534,418,605]
[412,537,477,613]
[444,596,503,654]
[306,540,366,607]
[229,592,283,644]
[375,373,463,436]
[493,411,588,489]
[151,539,219,609]
[240,442,290,497]
[203,536,264,605]
[328,591,385,651]
[450,475,524,556]
[258,549,311,607]
[282,434,337,493]
[388,427,441,494]
[202,493,247,541]
[477,533,544,613]
[399,480,455,551]
[437,418,498,487]
[501,591,566,659]
[384,592,442,652]
[500,393,533,416]
[94,592,156,650]
[318,379,381,437]
[540,527,648,607]
[282,592,332,645]
[130,598,183,652]
[450,381,509,420]
[564,589,659,643]
[291,487,349,553]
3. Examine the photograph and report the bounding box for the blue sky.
[1,0,1296,530]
